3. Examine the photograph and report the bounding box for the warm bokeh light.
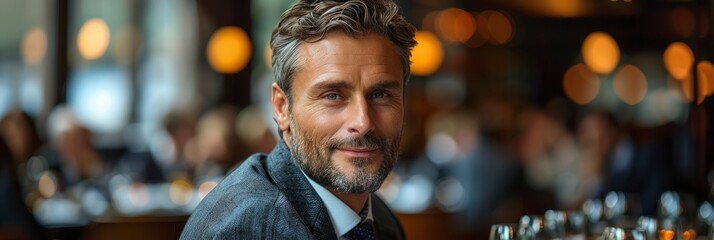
[487,10,513,45]
[671,7,695,38]
[664,42,694,80]
[411,30,444,76]
[21,27,48,65]
[581,32,620,75]
[264,42,272,69]
[128,182,149,207]
[169,179,193,206]
[77,18,111,60]
[613,64,648,105]
[659,230,675,240]
[563,63,600,105]
[683,229,696,240]
[541,0,586,18]
[436,8,476,43]
[465,12,490,48]
[207,26,252,74]
[38,172,56,198]
[697,61,714,102]
[198,181,218,201]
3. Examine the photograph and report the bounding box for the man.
[181,0,416,239]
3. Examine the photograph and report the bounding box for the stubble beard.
[288,116,400,194]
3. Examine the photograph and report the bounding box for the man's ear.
[271,83,291,138]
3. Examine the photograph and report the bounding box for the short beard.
[288,117,399,194]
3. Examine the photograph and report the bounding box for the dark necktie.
[343,221,377,240]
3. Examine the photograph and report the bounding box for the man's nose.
[346,97,373,135]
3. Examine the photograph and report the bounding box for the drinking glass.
[518,215,543,240]
[544,210,566,238]
[490,224,515,240]
[602,227,625,240]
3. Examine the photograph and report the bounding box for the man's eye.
[324,93,339,100]
[371,91,389,99]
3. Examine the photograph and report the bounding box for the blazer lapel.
[266,141,337,240]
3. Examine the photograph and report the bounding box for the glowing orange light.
[582,32,620,75]
[664,42,694,80]
[21,27,48,65]
[38,173,56,198]
[697,61,714,102]
[410,30,443,76]
[436,8,476,43]
[487,11,513,45]
[541,0,586,18]
[563,64,600,105]
[264,42,272,69]
[77,18,111,60]
[613,65,648,105]
[465,12,490,48]
[659,230,674,240]
[684,229,696,240]
[198,181,218,201]
[207,26,252,74]
[169,179,193,206]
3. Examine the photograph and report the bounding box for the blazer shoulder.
[181,154,315,239]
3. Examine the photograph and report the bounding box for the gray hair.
[270,0,416,102]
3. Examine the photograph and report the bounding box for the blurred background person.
[0,108,43,166]
[115,108,199,184]
[184,105,244,180]
[0,130,47,240]
[518,106,580,210]
[580,111,674,216]
[234,105,276,156]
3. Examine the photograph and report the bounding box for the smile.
[335,146,380,158]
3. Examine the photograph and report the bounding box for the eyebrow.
[310,80,352,91]
[368,80,402,91]
[309,79,402,92]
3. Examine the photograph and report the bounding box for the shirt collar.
[301,171,373,238]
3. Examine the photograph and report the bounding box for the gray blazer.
[180,141,405,239]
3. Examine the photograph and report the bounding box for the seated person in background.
[0,135,47,240]
[154,109,198,180]
[181,0,415,238]
[234,105,277,156]
[35,105,107,192]
[0,108,43,165]
[185,105,244,179]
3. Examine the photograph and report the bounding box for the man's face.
[272,32,404,194]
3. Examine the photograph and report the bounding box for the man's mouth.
[335,146,380,158]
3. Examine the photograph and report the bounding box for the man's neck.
[326,187,369,213]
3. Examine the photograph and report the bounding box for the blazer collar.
[266,140,337,240]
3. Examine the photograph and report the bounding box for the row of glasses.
[490,190,712,239]
[490,211,587,240]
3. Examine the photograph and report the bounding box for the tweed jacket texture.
[180,141,405,240]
